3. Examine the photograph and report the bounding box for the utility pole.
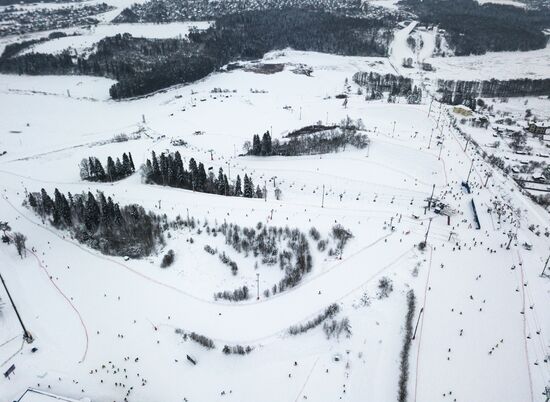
[466,159,475,185]
[226,161,231,180]
[299,106,302,120]
[424,217,433,245]
[428,184,436,210]
[438,139,444,160]
[0,273,33,343]
[321,184,325,208]
[464,136,470,152]
[256,273,260,300]
[412,307,424,340]
[541,253,550,277]
[506,231,515,250]
[264,180,267,202]
[428,98,433,116]
[428,128,434,149]
[392,121,396,136]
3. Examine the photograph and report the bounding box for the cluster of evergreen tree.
[222,344,253,355]
[248,132,273,156]
[245,119,369,157]
[401,0,549,55]
[214,285,249,302]
[353,71,414,97]
[143,151,263,198]
[437,78,550,105]
[0,9,394,99]
[79,152,135,182]
[27,188,164,257]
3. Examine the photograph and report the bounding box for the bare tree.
[13,232,27,258]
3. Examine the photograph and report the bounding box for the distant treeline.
[79,152,135,182]
[27,189,164,257]
[437,78,550,104]
[143,151,263,198]
[0,9,394,99]
[1,32,69,59]
[401,0,549,55]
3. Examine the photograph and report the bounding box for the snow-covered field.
[426,44,550,81]
[0,22,549,402]
[19,22,212,56]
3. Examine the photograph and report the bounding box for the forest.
[0,9,395,98]
[401,0,549,55]
[27,189,165,257]
[142,151,263,198]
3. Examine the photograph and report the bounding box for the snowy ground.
[19,22,212,56]
[0,29,549,402]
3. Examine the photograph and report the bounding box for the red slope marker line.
[5,231,89,364]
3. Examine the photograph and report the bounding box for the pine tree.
[107,156,116,182]
[84,192,100,231]
[197,163,207,191]
[95,158,106,181]
[244,174,254,198]
[122,153,131,177]
[128,152,135,172]
[151,151,160,182]
[115,158,124,181]
[235,175,242,196]
[252,134,261,155]
[261,131,272,156]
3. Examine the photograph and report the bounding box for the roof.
[17,389,91,402]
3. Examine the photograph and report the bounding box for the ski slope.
[0,48,549,402]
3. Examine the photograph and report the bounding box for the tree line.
[79,152,136,182]
[437,78,550,105]
[143,151,263,198]
[0,9,395,99]
[27,188,164,257]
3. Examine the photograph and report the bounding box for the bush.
[323,317,352,339]
[189,332,215,349]
[204,245,217,255]
[288,304,340,335]
[377,277,393,299]
[214,286,249,302]
[161,249,175,268]
[222,344,253,355]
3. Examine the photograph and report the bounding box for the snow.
[476,0,527,8]
[19,22,212,56]
[426,44,550,81]
[0,45,549,402]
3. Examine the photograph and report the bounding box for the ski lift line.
[413,245,434,402]
[522,276,550,379]
[516,251,535,402]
